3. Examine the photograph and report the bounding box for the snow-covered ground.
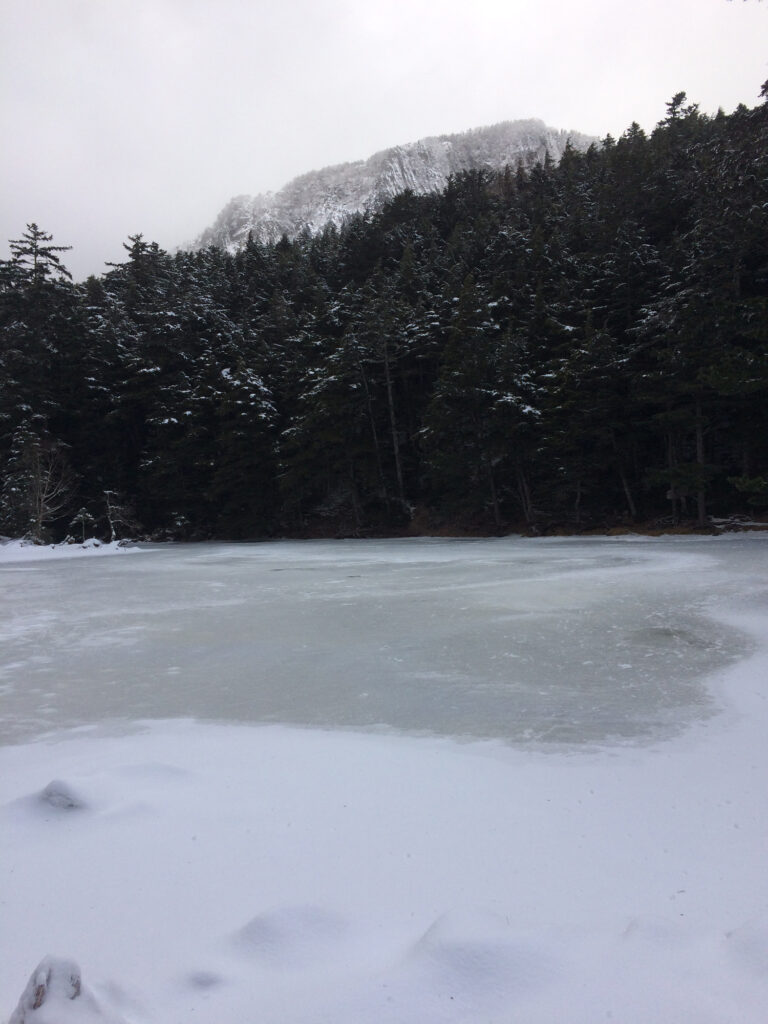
[2,536,767,1022]
[0,538,137,562]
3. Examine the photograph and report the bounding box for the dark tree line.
[2,92,767,542]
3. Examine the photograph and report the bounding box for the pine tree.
[8,223,72,285]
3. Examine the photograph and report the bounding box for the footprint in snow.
[185,969,226,990]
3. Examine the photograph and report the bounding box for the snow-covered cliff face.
[191,119,597,252]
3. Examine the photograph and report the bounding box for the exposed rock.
[9,957,81,1022]
[9,956,127,1024]
[40,779,86,811]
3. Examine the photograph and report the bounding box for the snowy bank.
[3,666,768,1023]
[0,538,140,563]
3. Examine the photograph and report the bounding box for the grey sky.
[1,0,766,281]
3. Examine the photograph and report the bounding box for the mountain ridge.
[191,118,598,252]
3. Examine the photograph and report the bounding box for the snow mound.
[410,909,555,994]
[403,909,557,1010]
[327,911,558,1024]
[232,905,348,967]
[39,780,87,811]
[9,957,124,1024]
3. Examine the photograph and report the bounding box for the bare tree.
[28,442,74,541]
[103,490,141,542]
[0,426,74,542]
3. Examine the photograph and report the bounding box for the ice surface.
[0,537,756,747]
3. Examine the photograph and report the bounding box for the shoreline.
[3,516,768,560]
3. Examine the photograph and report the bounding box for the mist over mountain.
[192,119,597,251]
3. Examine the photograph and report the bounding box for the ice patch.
[1,536,756,746]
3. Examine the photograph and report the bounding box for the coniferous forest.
[1,93,767,542]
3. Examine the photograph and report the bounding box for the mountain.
[191,118,598,252]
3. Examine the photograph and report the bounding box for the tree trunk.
[357,359,389,511]
[382,340,406,508]
[485,456,501,527]
[611,431,637,520]
[695,397,706,528]
[348,462,362,531]
[667,432,679,524]
[516,463,533,524]
[618,465,637,520]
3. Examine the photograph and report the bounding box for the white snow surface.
[0,539,137,563]
[2,536,768,1022]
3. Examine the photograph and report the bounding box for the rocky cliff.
[191,119,597,251]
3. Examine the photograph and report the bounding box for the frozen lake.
[4,534,768,1022]
[0,536,759,747]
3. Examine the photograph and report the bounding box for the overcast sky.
[1,0,766,281]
